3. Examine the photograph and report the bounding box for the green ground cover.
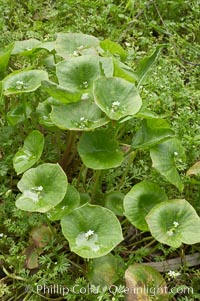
[0,1,200,300]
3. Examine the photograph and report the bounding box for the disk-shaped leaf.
[0,43,14,79]
[47,184,80,221]
[13,130,44,175]
[100,39,127,61]
[132,119,175,149]
[50,100,109,131]
[3,70,48,95]
[16,163,67,213]
[41,80,81,103]
[88,254,119,287]
[12,39,41,55]
[124,180,167,231]
[146,199,200,248]
[61,203,123,258]
[36,98,59,128]
[55,33,100,58]
[78,130,124,169]
[94,77,142,120]
[150,138,185,191]
[56,55,101,92]
[125,264,168,301]
[105,191,124,216]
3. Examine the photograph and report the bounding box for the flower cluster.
[167,221,179,236]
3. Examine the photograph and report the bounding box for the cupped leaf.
[105,191,124,216]
[12,39,41,55]
[3,70,48,95]
[50,100,109,131]
[78,130,124,169]
[150,138,186,191]
[132,119,175,149]
[41,80,81,103]
[125,264,168,301]
[55,33,100,58]
[146,199,200,248]
[16,163,67,213]
[7,102,32,126]
[56,55,101,92]
[61,203,123,258]
[94,77,142,121]
[0,43,14,80]
[88,254,119,287]
[124,180,168,231]
[36,98,59,128]
[13,130,44,175]
[134,45,164,86]
[47,184,80,221]
[100,39,127,61]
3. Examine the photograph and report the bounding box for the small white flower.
[85,230,95,239]
[73,50,79,56]
[37,186,43,192]
[16,80,25,90]
[61,206,66,210]
[167,229,174,236]
[124,42,131,47]
[80,117,85,121]
[174,152,178,156]
[112,101,120,107]
[173,221,179,228]
[81,93,89,101]
[0,233,4,238]
[78,45,84,50]
[167,270,181,278]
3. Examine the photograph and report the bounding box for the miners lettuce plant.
[1,33,200,262]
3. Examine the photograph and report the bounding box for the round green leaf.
[47,184,80,221]
[12,39,41,55]
[56,55,101,91]
[100,39,127,61]
[61,203,123,258]
[88,254,119,287]
[3,70,48,95]
[55,33,100,58]
[150,138,186,191]
[78,130,124,169]
[36,98,59,128]
[146,199,200,248]
[125,264,168,301]
[50,100,109,131]
[13,130,44,175]
[16,163,68,213]
[105,191,124,216]
[94,77,142,120]
[124,180,167,231]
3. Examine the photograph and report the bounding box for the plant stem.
[117,150,138,190]
[60,131,76,171]
[2,266,29,282]
[91,170,102,202]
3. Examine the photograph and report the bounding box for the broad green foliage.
[132,118,175,149]
[61,203,123,258]
[50,100,109,131]
[13,130,44,174]
[88,253,119,287]
[150,138,186,191]
[47,184,80,221]
[0,43,14,79]
[94,77,142,121]
[16,163,68,213]
[78,130,124,169]
[2,69,48,95]
[125,264,168,301]
[1,30,198,269]
[146,199,200,248]
[124,180,168,231]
